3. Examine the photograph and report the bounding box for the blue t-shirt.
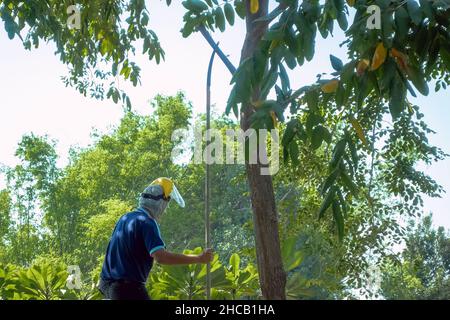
[100,207,165,283]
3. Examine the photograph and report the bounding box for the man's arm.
[152,248,213,265]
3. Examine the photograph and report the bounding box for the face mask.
[153,199,168,219]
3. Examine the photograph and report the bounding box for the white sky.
[0,1,448,229]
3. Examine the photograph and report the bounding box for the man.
[98,177,213,300]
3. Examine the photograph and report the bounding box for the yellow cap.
[150,177,173,198]
[150,177,185,208]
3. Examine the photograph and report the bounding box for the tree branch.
[198,24,236,75]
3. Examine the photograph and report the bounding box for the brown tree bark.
[239,0,286,300]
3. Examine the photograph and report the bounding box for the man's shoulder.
[130,209,158,227]
[118,210,139,220]
[116,210,148,226]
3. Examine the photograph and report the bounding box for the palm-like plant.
[14,261,68,300]
[0,264,17,300]
[148,247,227,300]
[223,253,259,299]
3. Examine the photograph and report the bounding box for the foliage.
[0,189,12,241]
[80,199,133,273]
[0,92,446,299]
[178,0,450,237]
[148,247,227,300]
[380,214,450,299]
[2,0,448,217]
[0,263,17,300]
[223,253,259,299]
[0,0,164,106]
[14,261,68,300]
[0,258,101,300]
[2,0,450,299]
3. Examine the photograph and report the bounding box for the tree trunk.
[240,0,286,300]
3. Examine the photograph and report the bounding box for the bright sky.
[0,1,449,229]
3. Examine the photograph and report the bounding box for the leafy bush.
[1,243,310,300]
[14,261,68,300]
[0,260,101,300]
[148,247,227,299]
[146,248,262,300]
[0,264,17,300]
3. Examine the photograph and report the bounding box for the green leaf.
[311,126,324,150]
[389,73,406,119]
[112,90,119,103]
[340,169,359,197]
[182,0,209,13]
[279,63,290,93]
[395,6,410,40]
[28,266,46,294]
[282,118,298,147]
[426,36,440,73]
[234,0,246,19]
[289,140,300,166]
[285,27,301,56]
[261,69,278,98]
[223,3,235,26]
[381,11,394,41]
[407,0,422,25]
[253,50,267,85]
[125,96,132,110]
[330,139,346,168]
[141,12,149,26]
[225,86,238,117]
[263,28,284,41]
[303,28,315,61]
[330,54,344,71]
[282,237,303,272]
[394,63,417,97]
[229,253,240,277]
[335,82,346,107]
[311,125,330,150]
[214,7,226,32]
[348,138,358,168]
[304,42,315,63]
[414,25,429,59]
[406,65,429,96]
[254,6,284,22]
[337,11,348,31]
[356,73,369,108]
[381,58,396,92]
[419,0,434,19]
[321,167,340,195]
[305,90,319,111]
[318,187,335,219]
[440,45,450,72]
[284,49,297,70]
[231,58,253,102]
[332,200,344,241]
[305,113,321,135]
[4,18,16,40]
[230,57,251,84]
[112,62,118,76]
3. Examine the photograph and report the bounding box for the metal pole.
[205,47,216,300]
[199,24,236,300]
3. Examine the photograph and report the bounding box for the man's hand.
[152,248,214,265]
[197,248,214,264]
